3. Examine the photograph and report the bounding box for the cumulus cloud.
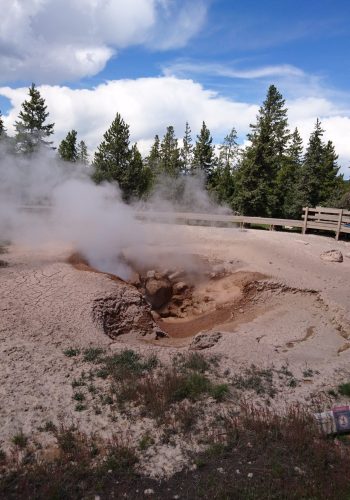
[1,76,350,176]
[0,0,208,83]
[0,77,258,152]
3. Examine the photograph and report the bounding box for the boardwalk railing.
[136,207,350,240]
[302,206,350,240]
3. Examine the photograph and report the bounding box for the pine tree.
[14,83,54,154]
[77,140,89,165]
[234,85,290,216]
[319,140,344,205]
[58,130,78,162]
[158,126,182,177]
[210,127,239,205]
[122,144,152,201]
[180,122,193,174]
[192,121,215,179]
[92,113,131,186]
[146,135,161,175]
[276,128,303,218]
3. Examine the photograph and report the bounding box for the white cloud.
[0,77,258,152]
[163,61,305,79]
[0,0,208,83]
[1,77,350,176]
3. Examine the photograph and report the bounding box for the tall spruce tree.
[122,144,148,201]
[14,83,54,154]
[146,135,161,174]
[58,130,78,162]
[275,127,303,218]
[77,140,89,165]
[192,121,215,179]
[234,85,290,216]
[180,122,193,174]
[210,127,239,205]
[158,126,182,177]
[298,119,343,208]
[92,113,131,186]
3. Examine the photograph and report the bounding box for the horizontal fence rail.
[18,205,350,239]
[136,207,350,239]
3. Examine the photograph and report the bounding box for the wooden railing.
[137,207,350,240]
[302,207,350,240]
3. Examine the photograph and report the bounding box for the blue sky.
[1,0,350,175]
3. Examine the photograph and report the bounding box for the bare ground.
[1,226,350,480]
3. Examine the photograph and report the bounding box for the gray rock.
[92,283,166,339]
[320,249,343,262]
[190,331,222,350]
[145,278,172,308]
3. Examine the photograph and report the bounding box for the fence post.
[302,207,309,235]
[336,208,343,241]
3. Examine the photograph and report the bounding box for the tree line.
[0,83,348,216]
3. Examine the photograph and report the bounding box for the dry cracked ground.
[1,224,350,498]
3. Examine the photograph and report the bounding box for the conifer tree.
[123,144,152,200]
[298,119,342,208]
[275,127,303,218]
[14,83,54,154]
[210,127,239,205]
[192,121,215,179]
[92,113,131,185]
[234,85,290,216]
[58,130,78,162]
[77,140,89,165]
[146,135,161,174]
[180,122,193,175]
[158,126,182,177]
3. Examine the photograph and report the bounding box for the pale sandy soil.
[1,226,350,477]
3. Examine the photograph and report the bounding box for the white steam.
[0,146,145,278]
[0,145,228,279]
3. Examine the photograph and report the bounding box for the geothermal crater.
[68,249,349,352]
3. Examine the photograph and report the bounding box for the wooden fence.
[136,206,350,240]
[302,206,350,240]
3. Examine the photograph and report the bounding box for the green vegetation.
[63,347,80,357]
[2,406,350,499]
[11,432,28,449]
[338,382,350,396]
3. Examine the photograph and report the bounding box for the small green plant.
[183,352,210,373]
[172,372,212,402]
[303,368,314,378]
[102,443,138,472]
[63,347,80,357]
[288,378,298,388]
[139,433,155,451]
[75,403,87,411]
[12,432,28,449]
[338,382,350,396]
[39,421,57,433]
[72,378,86,388]
[210,383,229,402]
[83,347,104,363]
[73,392,85,402]
[328,389,338,398]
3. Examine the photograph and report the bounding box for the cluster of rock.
[320,249,343,263]
[130,268,193,319]
[92,285,167,341]
[130,263,229,320]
